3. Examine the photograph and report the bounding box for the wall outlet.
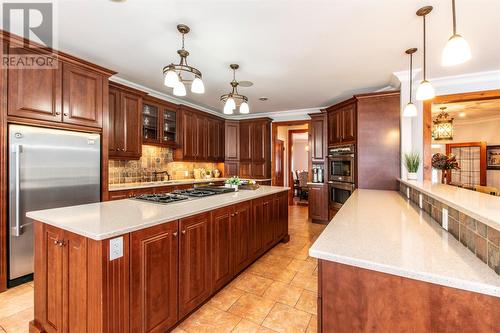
[419,194,423,209]
[109,236,123,261]
[442,208,449,231]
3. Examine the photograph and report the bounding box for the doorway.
[271,121,309,205]
[423,89,500,195]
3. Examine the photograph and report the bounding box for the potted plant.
[431,153,460,184]
[404,152,420,180]
[225,176,242,191]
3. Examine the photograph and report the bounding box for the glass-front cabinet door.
[142,102,159,143]
[162,108,177,144]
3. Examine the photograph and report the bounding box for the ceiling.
[9,0,500,114]
[433,98,500,122]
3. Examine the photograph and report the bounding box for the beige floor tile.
[306,315,318,333]
[290,271,318,292]
[208,285,245,311]
[262,281,303,306]
[254,266,297,284]
[179,304,241,333]
[171,327,189,333]
[259,253,294,268]
[232,273,274,296]
[0,284,33,319]
[287,259,317,274]
[295,290,317,315]
[231,318,260,332]
[228,293,275,325]
[256,326,279,333]
[262,303,312,333]
[0,307,33,333]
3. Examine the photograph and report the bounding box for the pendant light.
[220,64,250,115]
[163,24,205,96]
[416,6,435,101]
[432,107,454,140]
[403,48,418,117]
[442,0,471,66]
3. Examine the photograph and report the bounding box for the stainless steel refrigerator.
[8,124,101,284]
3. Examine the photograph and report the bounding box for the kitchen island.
[310,189,500,333]
[27,186,289,333]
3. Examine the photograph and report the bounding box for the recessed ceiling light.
[459,112,466,117]
[110,0,127,2]
[259,97,268,101]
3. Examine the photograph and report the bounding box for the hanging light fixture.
[416,6,435,101]
[403,48,418,117]
[163,24,205,96]
[432,106,454,140]
[220,64,250,115]
[442,0,471,66]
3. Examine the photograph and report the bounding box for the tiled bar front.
[399,182,500,275]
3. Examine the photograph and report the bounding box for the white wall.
[291,140,309,172]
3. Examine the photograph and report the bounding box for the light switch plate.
[109,236,123,261]
[442,208,449,231]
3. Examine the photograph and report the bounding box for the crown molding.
[453,115,500,126]
[429,69,500,88]
[110,76,323,121]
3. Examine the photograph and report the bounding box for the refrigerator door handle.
[11,144,22,237]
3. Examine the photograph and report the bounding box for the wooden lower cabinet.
[308,184,328,223]
[31,191,289,333]
[179,212,212,318]
[130,222,179,333]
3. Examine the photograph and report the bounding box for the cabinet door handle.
[181,230,186,235]
[235,211,239,215]
[230,213,235,217]
[55,111,61,116]
[63,113,68,117]
[54,240,65,247]
[172,232,178,237]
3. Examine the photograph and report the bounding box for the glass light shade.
[191,77,205,94]
[164,70,180,88]
[239,101,250,114]
[403,102,418,117]
[225,97,236,110]
[441,34,471,67]
[416,80,435,101]
[223,101,234,115]
[173,81,186,96]
[433,121,453,140]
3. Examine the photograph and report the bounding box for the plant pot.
[441,170,449,184]
[232,184,239,192]
[407,172,418,181]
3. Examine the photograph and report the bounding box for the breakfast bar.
[26,186,289,333]
[310,189,500,332]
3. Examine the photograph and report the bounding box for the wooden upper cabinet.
[310,113,327,161]
[252,122,266,162]
[109,83,143,160]
[328,110,343,146]
[62,63,103,128]
[342,104,356,143]
[7,61,63,122]
[225,121,240,160]
[212,207,233,291]
[196,115,208,160]
[142,97,179,147]
[179,212,212,318]
[239,122,253,162]
[130,222,179,333]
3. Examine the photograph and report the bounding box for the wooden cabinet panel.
[181,111,197,161]
[217,120,225,161]
[310,114,326,161]
[7,62,62,122]
[62,63,103,128]
[195,115,208,160]
[131,222,179,333]
[260,196,274,250]
[44,226,64,333]
[328,110,342,146]
[252,162,267,179]
[225,121,240,160]
[274,191,288,241]
[239,122,252,162]
[207,118,224,161]
[179,212,212,318]
[231,201,252,274]
[249,198,264,260]
[109,190,130,201]
[108,87,122,153]
[342,104,356,143]
[239,162,252,178]
[225,162,239,177]
[308,185,328,222]
[122,92,142,158]
[252,122,265,162]
[212,207,233,291]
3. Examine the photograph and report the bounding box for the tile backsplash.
[400,182,500,275]
[109,145,222,184]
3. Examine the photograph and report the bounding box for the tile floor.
[0,205,325,333]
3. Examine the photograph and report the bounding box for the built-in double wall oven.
[328,144,355,211]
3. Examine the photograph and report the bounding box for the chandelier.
[432,107,454,140]
[163,24,205,97]
[220,64,249,115]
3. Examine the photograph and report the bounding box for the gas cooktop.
[135,193,189,204]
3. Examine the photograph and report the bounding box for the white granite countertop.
[309,189,500,297]
[109,178,272,191]
[27,186,287,241]
[400,179,500,231]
